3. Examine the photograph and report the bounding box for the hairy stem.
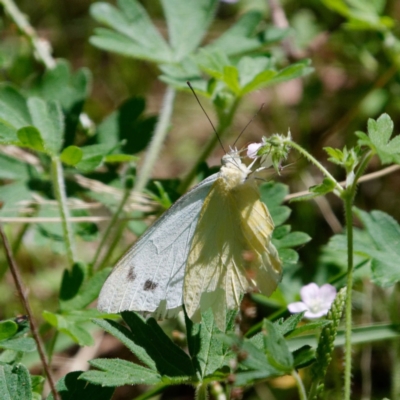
[0,226,60,400]
[0,0,56,69]
[285,140,343,194]
[51,157,75,265]
[343,192,353,400]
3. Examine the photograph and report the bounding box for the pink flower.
[247,142,263,159]
[288,283,337,319]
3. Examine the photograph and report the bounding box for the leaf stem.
[0,0,56,69]
[195,382,209,400]
[51,157,76,265]
[133,86,176,194]
[0,225,60,400]
[285,140,343,194]
[292,369,308,400]
[92,186,131,271]
[178,97,240,193]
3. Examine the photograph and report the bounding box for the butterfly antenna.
[187,81,226,153]
[232,103,265,148]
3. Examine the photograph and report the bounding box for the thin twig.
[0,0,56,69]
[284,164,400,201]
[0,225,60,400]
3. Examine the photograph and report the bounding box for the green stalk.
[51,157,75,265]
[292,370,308,400]
[0,0,55,69]
[342,151,372,399]
[133,86,176,194]
[390,283,400,399]
[195,383,209,400]
[178,97,241,194]
[286,140,343,193]
[343,191,353,400]
[92,187,131,271]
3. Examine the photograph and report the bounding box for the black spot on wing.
[127,267,136,281]
[143,280,158,291]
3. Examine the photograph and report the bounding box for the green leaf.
[185,308,236,378]
[0,84,31,129]
[161,0,217,61]
[262,319,293,372]
[260,182,291,226]
[104,154,137,163]
[274,312,305,337]
[273,231,311,248]
[60,146,83,165]
[92,318,157,371]
[286,320,332,339]
[60,267,111,311]
[0,154,30,180]
[293,345,315,368]
[121,312,195,377]
[90,1,172,63]
[0,364,32,400]
[27,98,64,155]
[81,359,162,386]
[97,97,156,155]
[0,337,36,352]
[75,144,112,172]
[47,371,114,400]
[205,11,276,56]
[354,208,400,286]
[0,320,18,341]
[42,311,95,346]
[17,126,45,152]
[359,113,400,164]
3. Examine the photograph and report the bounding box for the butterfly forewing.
[97,174,218,317]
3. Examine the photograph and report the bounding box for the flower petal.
[288,301,309,314]
[319,284,337,306]
[300,283,320,304]
[247,143,262,159]
[304,309,328,319]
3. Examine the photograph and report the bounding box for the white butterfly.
[98,149,282,330]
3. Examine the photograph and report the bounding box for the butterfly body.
[98,150,282,329]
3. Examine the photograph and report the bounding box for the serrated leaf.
[354,208,400,286]
[185,308,236,378]
[17,126,45,152]
[27,98,64,155]
[90,1,172,63]
[274,312,305,336]
[47,371,114,400]
[207,12,285,57]
[121,312,195,377]
[0,364,32,400]
[60,145,83,165]
[81,359,162,386]
[262,319,293,372]
[161,0,217,61]
[0,337,36,352]
[92,318,156,370]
